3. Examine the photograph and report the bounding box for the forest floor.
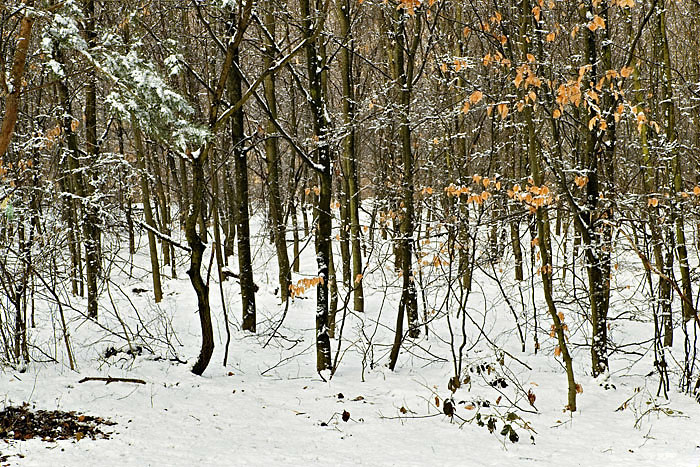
[1,219,700,466]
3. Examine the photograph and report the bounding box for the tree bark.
[262,4,292,302]
[337,0,365,313]
[229,47,257,333]
[0,0,35,159]
[131,117,163,303]
[300,0,333,372]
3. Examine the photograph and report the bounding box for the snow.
[1,209,700,466]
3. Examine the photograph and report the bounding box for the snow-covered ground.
[2,213,700,467]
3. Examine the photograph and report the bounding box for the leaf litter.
[0,403,115,442]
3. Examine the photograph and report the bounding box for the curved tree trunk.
[187,154,214,376]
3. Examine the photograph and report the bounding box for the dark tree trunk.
[229,48,257,333]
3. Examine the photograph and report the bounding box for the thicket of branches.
[1,0,700,412]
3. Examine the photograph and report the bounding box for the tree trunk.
[187,153,214,376]
[262,4,292,302]
[131,117,163,303]
[337,0,364,313]
[229,48,257,333]
[300,0,333,373]
[658,0,693,323]
[81,0,101,320]
[0,0,35,159]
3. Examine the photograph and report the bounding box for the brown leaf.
[527,389,536,406]
[342,410,350,422]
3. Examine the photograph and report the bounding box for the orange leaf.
[514,72,524,89]
[575,175,589,187]
[588,116,597,131]
[497,103,509,120]
[620,66,634,78]
[571,25,579,39]
[592,15,606,30]
[469,90,484,104]
[532,5,541,22]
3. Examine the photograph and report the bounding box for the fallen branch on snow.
[78,377,147,385]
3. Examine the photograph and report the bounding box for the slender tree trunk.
[150,150,171,268]
[521,0,577,409]
[262,4,292,302]
[187,152,214,375]
[131,117,163,303]
[179,156,190,228]
[55,49,91,310]
[328,244,338,338]
[80,0,102,320]
[510,209,524,282]
[658,0,693,323]
[223,163,237,259]
[300,0,332,372]
[209,149,231,365]
[394,8,420,342]
[0,0,35,159]
[530,112,577,411]
[229,48,257,333]
[337,0,364,313]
